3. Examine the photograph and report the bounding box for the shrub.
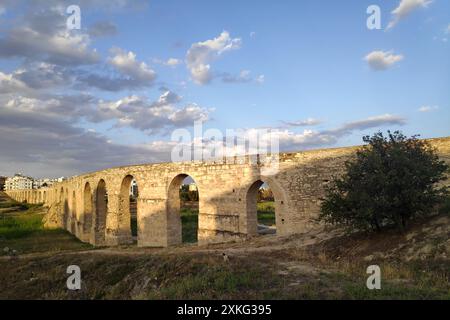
[319,131,449,232]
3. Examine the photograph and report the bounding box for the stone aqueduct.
[6,137,450,247]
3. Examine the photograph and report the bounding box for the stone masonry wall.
[6,137,450,247]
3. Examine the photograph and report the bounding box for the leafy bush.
[319,131,449,232]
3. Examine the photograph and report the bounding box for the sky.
[0,0,449,178]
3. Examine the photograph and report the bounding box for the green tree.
[319,131,449,232]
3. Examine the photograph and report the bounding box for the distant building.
[33,179,52,189]
[188,183,198,192]
[4,173,67,190]
[130,179,138,198]
[0,176,6,191]
[5,174,33,190]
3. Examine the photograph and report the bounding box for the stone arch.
[244,176,288,236]
[117,174,139,245]
[83,182,93,237]
[166,173,200,245]
[94,179,108,245]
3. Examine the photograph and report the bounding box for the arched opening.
[95,179,108,245]
[83,182,93,236]
[118,175,139,244]
[43,191,46,203]
[167,174,199,245]
[246,180,277,236]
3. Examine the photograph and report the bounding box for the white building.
[33,178,56,189]
[5,174,33,190]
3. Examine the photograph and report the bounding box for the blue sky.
[0,0,449,177]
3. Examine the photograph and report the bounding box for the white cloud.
[0,71,30,94]
[221,70,252,83]
[108,48,156,83]
[387,0,433,29]
[282,118,322,127]
[364,50,404,71]
[446,24,450,34]
[327,114,406,135]
[220,70,265,84]
[186,31,242,84]
[418,105,439,112]
[256,75,265,84]
[165,58,182,67]
[13,62,73,89]
[94,91,211,134]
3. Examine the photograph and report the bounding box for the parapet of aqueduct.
[6,137,450,247]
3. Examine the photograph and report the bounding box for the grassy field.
[0,195,92,256]
[0,192,449,299]
[181,207,198,243]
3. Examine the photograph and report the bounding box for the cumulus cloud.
[2,94,96,121]
[13,63,74,89]
[0,7,99,66]
[109,48,156,82]
[165,58,182,67]
[364,50,404,71]
[186,31,242,84]
[418,105,439,112]
[77,48,157,91]
[93,91,211,134]
[0,28,99,66]
[387,0,433,29]
[0,71,31,94]
[176,113,407,159]
[0,107,160,177]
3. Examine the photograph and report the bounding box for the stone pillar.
[105,193,120,246]
[138,197,168,247]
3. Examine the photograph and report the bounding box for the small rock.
[3,247,9,253]
[222,253,229,262]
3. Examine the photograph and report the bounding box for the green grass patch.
[0,211,44,239]
[0,197,92,255]
[257,201,275,226]
[181,207,198,243]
